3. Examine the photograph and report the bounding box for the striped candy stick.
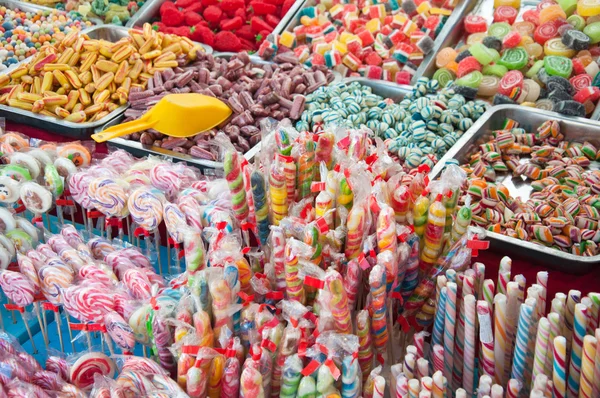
[476,300,494,379]
[545,312,562,377]
[452,275,474,390]
[462,295,476,395]
[510,301,534,386]
[497,256,511,297]
[506,379,522,398]
[532,317,550,389]
[554,336,568,398]
[482,279,495,312]
[567,303,588,398]
[505,282,520,382]
[432,285,447,349]
[494,294,508,386]
[592,329,600,398]
[536,271,548,315]
[579,335,597,398]
[564,290,582,350]
[442,282,457,384]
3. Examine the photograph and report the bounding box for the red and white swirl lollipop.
[104,311,135,353]
[61,283,115,323]
[0,270,35,306]
[69,353,116,390]
[122,268,152,300]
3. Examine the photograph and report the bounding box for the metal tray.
[0,25,133,139]
[431,104,600,273]
[276,0,474,85]
[11,0,104,24]
[418,0,540,80]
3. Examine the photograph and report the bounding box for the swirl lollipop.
[70,353,116,390]
[88,178,129,219]
[61,283,114,323]
[128,187,164,232]
[122,268,152,300]
[38,263,74,305]
[164,202,187,271]
[0,270,38,352]
[104,311,136,353]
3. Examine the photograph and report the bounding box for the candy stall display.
[102,51,334,170]
[423,0,600,118]
[432,105,600,271]
[127,0,300,53]
[0,23,208,138]
[0,0,97,70]
[296,78,489,172]
[259,0,471,85]
[19,0,152,25]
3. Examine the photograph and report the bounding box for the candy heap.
[151,0,296,52]
[440,118,600,257]
[296,79,488,171]
[391,255,600,398]
[433,0,600,117]
[121,52,333,156]
[0,6,94,69]
[0,23,204,123]
[23,0,147,25]
[258,0,456,84]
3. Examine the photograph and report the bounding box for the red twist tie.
[14,204,26,214]
[4,304,23,313]
[301,360,321,377]
[300,204,313,219]
[56,199,74,206]
[391,291,403,303]
[358,253,370,271]
[351,351,358,363]
[325,358,341,380]
[424,175,431,186]
[261,339,277,352]
[178,249,185,260]
[87,210,102,219]
[333,164,341,172]
[399,316,411,333]
[215,221,227,231]
[298,340,308,357]
[365,153,378,165]
[467,236,490,257]
[42,302,58,312]
[311,182,326,192]
[277,154,294,163]
[70,323,88,331]
[32,216,43,228]
[312,133,320,142]
[377,353,385,365]
[237,292,255,306]
[133,228,150,238]
[255,273,266,280]
[290,317,299,328]
[369,249,376,258]
[265,291,284,300]
[224,348,236,358]
[337,136,350,150]
[304,275,325,289]
[182,345,200,355]
[304,311,317,324]
[417,164,431,174]
[241,222,253,231]
[88,323,106,332]
[370,196,381,214]
[241,247,251,255]
[314,217,329,234]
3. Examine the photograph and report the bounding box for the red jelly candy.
[570,74,592,91]
[464,15,487,33]
[502,31,522,48]
[364,51,383,66]
[396,70,411,84]
[457,56,482,78]
[533,22,558,45]
[498,70,524,96]
[572,58,586,75]
[537,0,558,11]
[366,65,383,79]
[494,6,518,24]
[522,9,540,25]
[357,30,375,46]
[311,53,325,65]
[574,87,600,103]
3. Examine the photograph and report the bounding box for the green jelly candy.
[526,60,545,78]
[567,14,586,31]
[544,55,573,78]
[488,22,512,39]
[497,47,528,70]
[469,43,500,65]
[593,72,600,88]
[433,68,456,87]
[557,0,578,16]
[455,71,483,88]
[583,22,600,44]
[483,64,508,77]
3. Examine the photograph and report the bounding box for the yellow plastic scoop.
[91,93,232,143]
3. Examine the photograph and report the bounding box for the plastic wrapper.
[362,365,382,398]
[344,168,372,260]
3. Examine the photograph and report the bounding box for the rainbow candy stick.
[221,357,240,397]
[269,158,288,226]
[270,226,286,291]
[443,282,457,383]
[412,195,429,244]
[420,194,446,272]
[399,234,420,307]
[341,355,360,398]
[208,354,225,397]
[303,223,323,267]
[450,197,472,244]
[357,310,373,385]
[280,355,303,398]
[432,286,447,348]
[497,256,511,296]
[462,295,476,395]
[327,270,352,334]
[284,239,306,304]
[553,336,567,398]
[567,303,588,398]
[390,185,410,223]
[546,312,562,377]
[482,279,495,311]
[224,151,249,224]
[345,260,361,310]
[345,203,366,260]
[297,139,316,200]
[510,301,534,386]
[251,170,271,246]
[532,317,550,388]
[369,264,388,364]
[592,329,600,397]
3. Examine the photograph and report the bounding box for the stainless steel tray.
[418,0,540,80]
[276,0,474,85]
[0,25,133,139]
[12,0,104,24]
[431,104,600,273]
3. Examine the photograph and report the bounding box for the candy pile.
[258,0,456,84]
[151,0,296,52]
[22,0,147,25]
[296,79,488,171]
[0,331,183,395]
[120,52,334,156]
[404,256,600,398]
[433,0,600,117]
[0,23,204,124]
[442,118,600,256]
[0,6,94,69]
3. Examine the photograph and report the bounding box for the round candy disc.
[497,47,528,70]
[20,182,53,214]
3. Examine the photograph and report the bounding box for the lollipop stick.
[44,213,52,234]
[69,204,76,226]
[154,231,162,276]
[118,220,124,242]
[99,217,105,238]
[86,330,92,349]
[42,308,49,343]
[142,345,147,357]
[55,310,65,352]
[20,312,37,354]
[175,245,181,273]
[167,239,172,273]
[64,311,75,353]
[57,205,64,225]
[104,332,114,355]
[34,303,48,347]
[7,300,16,325]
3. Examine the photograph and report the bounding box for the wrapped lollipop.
[369,264,389,364]
[325,269,352,334]
[270,226,286,291]
[285,238,315,304]
[240,355,264,398]
[271,326,301,397]
[280,354,303,398]
[377,204,397,254]
[269,156,288,226]
[420,193,446,272]
[128,186,165,272]
[344,170,371,260]
[0,270,38,352]
[342,354,361,398]
[104,311,135,354]
[222,357,240,397]
[0,175,22,204]
[298,376,317,398]
[57,143,92,168]
[69,352,116,391]
[164,201,188,271]
[413,193,430,244]
[149,162,196,199]
[88,177,130,237]
[250,168,271,246]
[450,195,472,247]
[296,133,317,201]
[224,151,249,225]
[388,174,411,224]
[9,152,41,180]
[183,227,206,275]
[186,347,216,398]
[20,181,53,230]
